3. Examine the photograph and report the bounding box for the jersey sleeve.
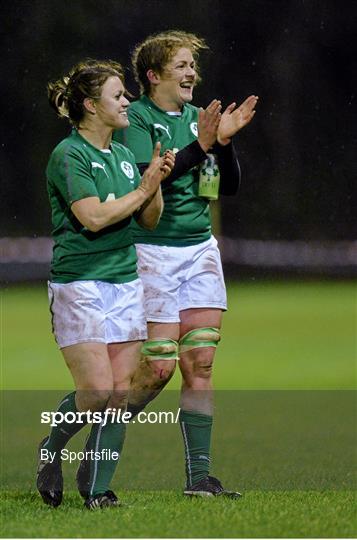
[212,141,241,196]
[49,145,99,205]
[126,107,154,163]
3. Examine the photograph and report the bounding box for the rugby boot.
[36,436,63,507]
[184,475,241,498]
[84,490,119,509]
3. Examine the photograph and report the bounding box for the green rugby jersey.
[46,129,140,284]
[116,95,211,247]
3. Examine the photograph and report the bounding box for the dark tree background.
[2,0,356,240]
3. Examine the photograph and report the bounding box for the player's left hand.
[217,95,259,145]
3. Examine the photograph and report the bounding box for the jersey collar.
[141,95,188,119]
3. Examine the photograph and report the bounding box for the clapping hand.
[140,142,175,196]
[197,99,222,152]
[217,95,259,145]
[160,148,176,180]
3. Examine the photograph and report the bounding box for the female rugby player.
[121,31,258,497]
[37,59,174,509]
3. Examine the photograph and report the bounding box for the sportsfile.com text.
[40,408,181,427]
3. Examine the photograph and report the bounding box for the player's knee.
[110,388,130,410]
[179,327,220,382]
[183,347,214,380]
[128,339,178,398]
[193,353,214,379]
[131,360,176,399]
[76,389,111,412]
[141,338,178,384]
[151,359,177,382]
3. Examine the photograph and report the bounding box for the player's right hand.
[160,149,175,180]
[197,99,222,152]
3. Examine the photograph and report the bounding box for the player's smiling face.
[153,47,197,111]
[95,76,130,129]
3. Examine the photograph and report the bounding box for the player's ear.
[147,69,161,86]
[83,97,96,115]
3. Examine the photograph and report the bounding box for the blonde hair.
[132,30,208,94]
[47,59,125,127]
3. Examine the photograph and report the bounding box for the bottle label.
[198,154,220,200]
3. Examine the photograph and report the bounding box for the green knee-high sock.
[179,409,213,487]
[87,419,126,497]
[44,392,86,457]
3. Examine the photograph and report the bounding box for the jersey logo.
[91,162,109,178]
[190,122,198,137]
[153,123,172,139]
[121,161,134,180]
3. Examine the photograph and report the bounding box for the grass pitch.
[2,490,356,538]
[1,280,356,538]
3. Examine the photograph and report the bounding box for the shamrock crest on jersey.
[121,161,134,180]
[190,122,198,137]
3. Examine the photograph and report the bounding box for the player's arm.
[134,103,240,195]
[213,141,241,196]
[71,191,147,233]
[213,96,258,196]
[136,140,206,182]
[130,106,240,196]
[134,149,175,230]
[134,186,163,230]
[71,143,173,233]
[166,99,221,181]
[129,100,222,182]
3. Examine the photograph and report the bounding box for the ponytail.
[47,77,70,118]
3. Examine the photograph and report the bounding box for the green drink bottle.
[198,153,220,200]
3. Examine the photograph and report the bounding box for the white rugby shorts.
[48,278,147,348]
[135,236,227,323]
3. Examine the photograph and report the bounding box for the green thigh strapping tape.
[179,327,221,354]
[141,338,179,361]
